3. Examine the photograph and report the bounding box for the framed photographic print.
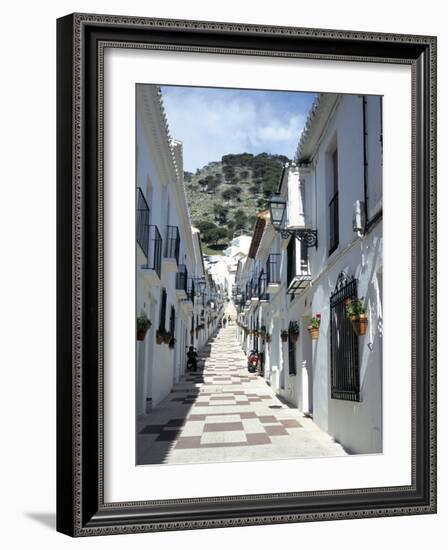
[56,13,437,536]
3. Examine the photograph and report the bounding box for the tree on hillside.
[233,209,248,231]
[195,220,216,235]
[222,186,242,201]
[213,203,229,224]
[208,226,228,245]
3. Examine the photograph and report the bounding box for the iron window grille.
[159,288,167,332]
[176,264,188,293]
[329,149,339,255]
[330,272,360,401]
[169,306,176,335]
[136,187,150,257]
[164,225,180,265]
[288,330,297,375]
[329,192,339,255]
[266,253,281,285]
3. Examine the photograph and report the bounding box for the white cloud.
[160,88,312,171]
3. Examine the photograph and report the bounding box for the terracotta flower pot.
[351,314,368,336]
[290,332,299,343]
[162,333,172,344]
[281,333,288,343]
[137,327,149,341]
[156,332,164,344]
[307,326,319,340]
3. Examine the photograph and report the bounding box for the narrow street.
[137,319,347,465]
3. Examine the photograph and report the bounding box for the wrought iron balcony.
[136,187,150,257]
[176,264,188,295]
[164,225,180,265]
[258,271,269,302]
[266,253,281,293]
[187,278,195,305]
[143,224,162,280]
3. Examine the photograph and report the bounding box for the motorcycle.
[247,350,259,373]
[186,346,198,372]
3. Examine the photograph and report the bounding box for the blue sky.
[160,86,316,172]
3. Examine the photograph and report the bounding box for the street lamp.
[268,194,318,248]
[269,194,287,228]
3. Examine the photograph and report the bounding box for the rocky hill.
[184,152,289,253]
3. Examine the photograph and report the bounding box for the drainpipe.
[362,96,368,225]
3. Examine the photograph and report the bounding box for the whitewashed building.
[136,85,222,414]
[235,93,383,454]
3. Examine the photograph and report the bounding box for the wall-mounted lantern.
[268,194,318,248]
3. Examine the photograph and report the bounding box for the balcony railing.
[266,253,281,285]
[164,225,180,264]
[176,264,188,293]
[245,281,252,302]
[258,271,269,302]
[146,225,162,278]
[187,278,195,305]
[136,188,150,257]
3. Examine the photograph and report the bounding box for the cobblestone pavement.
[137,322,347,465]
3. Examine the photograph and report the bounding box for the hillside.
[184,152,289,254]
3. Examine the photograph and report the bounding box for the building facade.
[235,93,383,454]
[136,86,223,415]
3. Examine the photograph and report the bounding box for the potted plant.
[265,333,272,343]
[288,321,300,343]
[137,314,152,341]
[162,330,172,344]
[280,330,289,342]
[345,297,368,336]
[307,314,321,340]
[168,337,176,349]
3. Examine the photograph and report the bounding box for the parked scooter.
[247,350,259,373]
[186,346,198,372]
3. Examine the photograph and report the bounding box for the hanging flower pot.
[161,331,172,344]
[136,314,152,341]
[280,330,289,343]
[307,326,319,340]
[156,330,164,345]
[344,298,368,336]
[350,314,368,336]
[289,321,300,343]
[307,314,321,340]
[265,334,272,343]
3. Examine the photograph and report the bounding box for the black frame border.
[57,13,437,537]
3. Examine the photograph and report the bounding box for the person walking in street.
[222,317,227,329]
[227,314,231,325]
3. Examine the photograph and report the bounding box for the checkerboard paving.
[137,320,347,464]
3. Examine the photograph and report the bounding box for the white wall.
[1,1,445,549]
